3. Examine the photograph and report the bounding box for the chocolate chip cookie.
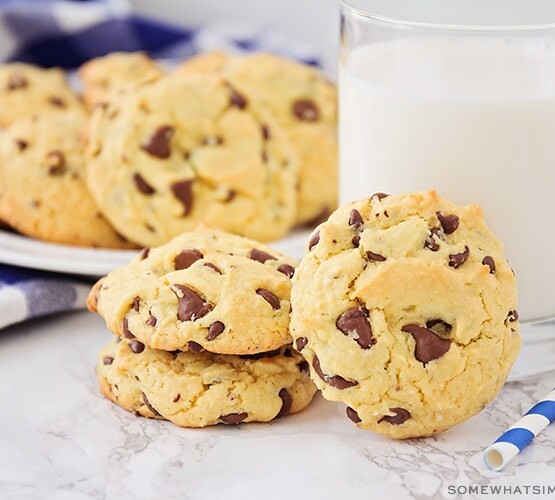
[97,337,316,427]
[79,51,164,109]
[178,52,338,227]
[0,111,134,248]
[85,71,298,246]
[89,227,298,354]
[290,190,521,439]
[0,63,82,127]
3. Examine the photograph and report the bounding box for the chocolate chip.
[256,288,281,310]
[292,99,320,122]
[261,124,271,140]
[48,165,66,176]
[172,284,213,321]
[122,317,135,339]
[133,173,155,195]
[308,230,320,251]
[220,412,248,424]
[131,296,140,312]
[346,407,361,424]
[507,310,519,322]
[139,248,150,260]
[173,394,181,403]
[276,388,292,418]
[171,180,194,215]
[277,264,295,278]
[298,360,309,372]
[141,125,174,159]
[7,73,27,90]
[174,249,203,270]
[249,248,277,263]
[142,393,161,416]
[228,84,248,109]
[102,356,114,365]
[49,96,66,108]
[187,341,204,353]
[349,209,364,229]
[15,140,28,151]
[448,245,470,269]
[129,340,145,353]
[436,212,460,234]
[482,256,496,274]
[336,306,376,349]
[206,321,225,341]
[371,192,389,201]
[224,189,236,203]
[378,407,411,425]
[402,324,451,364]
[312,355,358,389]
[46,151,66,176]
[204,262,222,274]
[424,227,441,251]
[295,337,308,351]
[145,312,157,327]
[352,234,361,247]
[366,251,386,262]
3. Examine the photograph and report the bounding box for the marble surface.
[1,312,555,500]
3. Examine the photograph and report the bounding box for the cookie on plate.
[0,63,82,127]
[290,190,520,439]
[85,72,298,246]
[0,111,134,248]
[97,337,316,427]
[88,227,298,354]
[178,52,338,227]
[79,52,164,109]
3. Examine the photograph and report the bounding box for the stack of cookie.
[0,51,337,248]
[88,227,317,427]
[89,191,520,437]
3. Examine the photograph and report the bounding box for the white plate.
[0,228,311,277]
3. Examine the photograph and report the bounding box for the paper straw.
[484,387,555,471]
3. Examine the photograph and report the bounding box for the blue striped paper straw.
[484,387,555,471]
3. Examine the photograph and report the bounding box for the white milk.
[340,38,555,321]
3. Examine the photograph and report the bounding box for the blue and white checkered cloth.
[0,0,319,330]
[0,0,319,67]
[0,264,91,330]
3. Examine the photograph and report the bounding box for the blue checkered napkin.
[0,0,321,329]
[0,264,92,330]
[0,0,319,67]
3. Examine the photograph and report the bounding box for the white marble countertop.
[1,312,555,500]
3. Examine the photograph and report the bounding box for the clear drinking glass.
[340,0,555,336]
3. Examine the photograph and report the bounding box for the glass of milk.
[340,0,555,334]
